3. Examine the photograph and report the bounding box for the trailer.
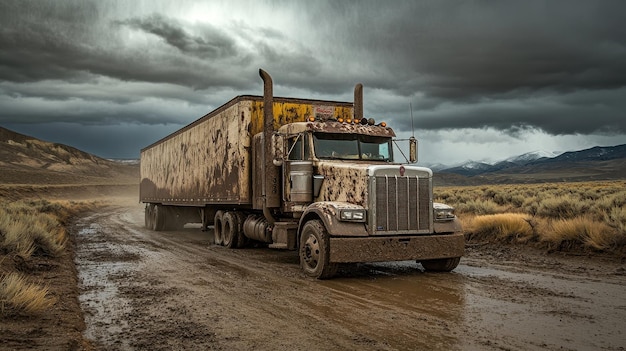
[140,69,464,278]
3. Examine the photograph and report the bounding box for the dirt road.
[74,203,626,351]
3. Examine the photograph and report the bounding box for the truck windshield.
[313,133,392,161]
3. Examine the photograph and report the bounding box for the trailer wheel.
[299,220,338,279]
[145,205,152,229]
[214,210,225,245]
[222,212,239,249]
[420,257,461,272]
[151,204,165,231]
[234,212,248,248]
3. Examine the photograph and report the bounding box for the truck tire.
[420,257,461,272]
[151,204,165,231]
[145,205,152,229]
[299,220,338,279]
[222,212,239,249]
[214,210,225,245]
[234,212,248,248]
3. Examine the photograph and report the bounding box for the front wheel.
[299,220,338,279]
[420,257,461,272]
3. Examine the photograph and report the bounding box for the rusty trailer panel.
[140,101,251,205]
[140,96,354,206]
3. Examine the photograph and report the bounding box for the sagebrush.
[0,199,94,316]
[436,181,626,253]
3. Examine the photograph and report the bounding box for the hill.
[434,144,626,186]
[0,126,138,186]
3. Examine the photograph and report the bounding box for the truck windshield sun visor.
[313,133,392,161]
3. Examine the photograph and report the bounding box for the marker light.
[338,118,344,123]
[368,118,375,125]
[379,122,387,127]
[346,118,352,124]
[308,116,316,122]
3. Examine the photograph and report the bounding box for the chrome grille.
[373,175,431,234]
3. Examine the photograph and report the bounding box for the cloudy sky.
[1,0,625,165]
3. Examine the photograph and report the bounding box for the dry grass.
[0,272,57,315]
[467,213,535,244]
[436,180,626,253]
[543,216,618,251]
[0,198,96,317]
[0,200,69,258]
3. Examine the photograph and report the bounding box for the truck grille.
[372,175,431,234]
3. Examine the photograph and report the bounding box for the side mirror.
[272,133,284,166]
[409,136,417,163]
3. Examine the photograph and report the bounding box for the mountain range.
[429,144,626,185]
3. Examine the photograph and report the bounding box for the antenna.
[409,102,417,163]
[410,102,415,138]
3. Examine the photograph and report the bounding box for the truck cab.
[259,117,464,278]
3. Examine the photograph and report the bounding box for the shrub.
[536,195,590,219]
[605,206,626,240]
[543,216,617,251]
[468,213,535,243]
[435,181,626,253]
[0,210,65,258]
[456,199,501,215]
[0,201,67,259]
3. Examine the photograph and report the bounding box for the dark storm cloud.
[0,1,298,91]
[0,0,625,157]
[382,87,626,136]
[115,14,238,59]
[308,1,626,99]
[297,0,626,136]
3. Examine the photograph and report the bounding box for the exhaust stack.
[354,83,363,120]
[259,69,279,223]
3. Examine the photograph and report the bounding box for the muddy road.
[74,204,626,351]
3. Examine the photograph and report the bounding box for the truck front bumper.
[329,232,465,263]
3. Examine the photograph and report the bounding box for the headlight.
[433,203,456,221]
[339,209,366,222]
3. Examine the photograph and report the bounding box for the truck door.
[284,134,313,205]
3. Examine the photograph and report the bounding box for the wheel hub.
[303,235,320,267]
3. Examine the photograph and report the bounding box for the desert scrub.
[543,216,618,251]
[467,213,535,244]
[435,180,626,253]
[455,199,502,215]
[0,272,57,316]
[536,195,591,219]
[0,201,67,258]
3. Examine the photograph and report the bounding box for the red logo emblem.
[399,165,405,176]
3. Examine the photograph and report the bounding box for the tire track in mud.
[74,204,626,351]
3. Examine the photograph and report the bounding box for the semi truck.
[140,69,464,279]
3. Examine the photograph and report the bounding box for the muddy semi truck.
[140,69,464,279]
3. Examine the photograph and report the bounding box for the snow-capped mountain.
[503,150,563,165]
[434,144,626,177]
